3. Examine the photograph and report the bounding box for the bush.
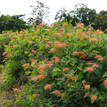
[0,22,107,106]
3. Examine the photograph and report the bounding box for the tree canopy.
[0,15,27,33]
[28,0,50,26]
[55,3,107,32]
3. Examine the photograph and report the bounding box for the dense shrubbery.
[0,22,107,106]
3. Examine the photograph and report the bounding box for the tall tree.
[55,4,96,26]
[0,15,27,33]
[28,0,50,26]
[55,8,78,25]
[71,4,97,26]
[92,10,107,31]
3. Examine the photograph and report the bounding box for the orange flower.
[80,33,88,40]
[103,79,107,88]
[84,84,90,90]
[32,50,36,54]
[67,32,71,37]
[80,53,87,59]
[47,61,54,64]
[54,41,60,45]
[24,34,29,37]
[31,59,37,63]
[38,74,47,80]
[56,78,65,81]
[96,30,102,34]
[55,33,61,37]
[38,69,45,74]
[44,84,52,90]
[86,62,93,65]
[85,67,94,72]
[51,90,60,95]
[29,41,33,45]
[47,63,53,67]
[62,23,67,27]
[86,31,90,34]
[92,39,97,43]
[57,43,67,48]
[61,93,65,98]
[22,63,29,67]
[13,88,21,92]
[32,75,47,81]
[32,94,39,97]
[49,48,57,53]
[32,76,39,81]
[95,55,104,61]
[63,67,70,73]
[92,64,99,68]
[2,52,7,56]
[91,95,97,103]
[9,53,13,57]
[59,28,64,32]
[45,44,50,48]
[52,56,59,63]
[82,80,86,84]
[66,74,73,79]
[54,41,66,48]
[77,23,84,28]
[39,64,47,70]
[98,57,104,61]
[20,31,23,34]
[72,51,79,55]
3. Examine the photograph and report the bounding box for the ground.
[0,72,17,107]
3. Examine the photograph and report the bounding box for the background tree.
[55,8,78,25]
[92,10,107,32]
[71,4,97,26]
[0,15,27,33]
[28,0,50,26]
[55,4,96,26]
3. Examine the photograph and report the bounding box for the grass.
[0,69,17,107]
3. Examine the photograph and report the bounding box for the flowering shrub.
[0,22,107,106]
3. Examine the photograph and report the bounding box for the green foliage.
[55,3,107,32]
[92,11,107,32]
[0,15,28,33]
[0,22,107,106]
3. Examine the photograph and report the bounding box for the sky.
[0,0,107,23]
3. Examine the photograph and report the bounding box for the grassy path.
[0,72,17,107]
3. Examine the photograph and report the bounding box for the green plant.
[0,22,107,106]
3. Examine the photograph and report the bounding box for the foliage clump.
[0,22,107,106]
